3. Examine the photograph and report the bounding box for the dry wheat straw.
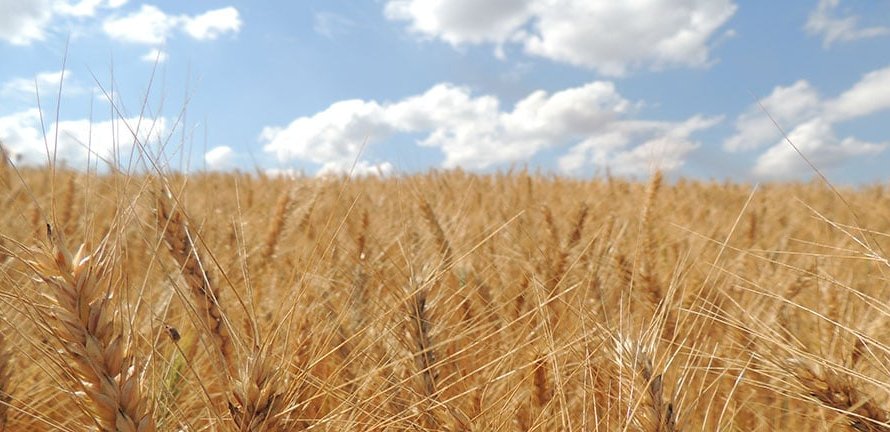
[0,332,11,432]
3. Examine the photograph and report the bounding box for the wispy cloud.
[806,0,889,48]
[0,70,86,104]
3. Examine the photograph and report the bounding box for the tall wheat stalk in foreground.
[28,225,155,432]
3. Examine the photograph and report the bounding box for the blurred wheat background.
[2,163,890,431]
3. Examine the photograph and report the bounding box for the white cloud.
[0,109,45,163]
[260,81,718,176]
[103,4,241,45]
[204,145,235,170]
[559,115,722,175]
[54,0,127,18]
[261,99,392,169]
[0,109,167,168]
[384,0,737,76]
[141,48,168,63]
[318,160,394,177]
[2,70,65,96]
[824,66,890,122]
[0,0,54,45]
[182,7,241,41]
[385,0,534,45]
[753,118,886,179]
[724,80,821,152]
[726,65,890,179]
[0,70,87,105]
[806,0,889,48]
[0,0,127,45]
[0,1,232,48]
[102,4,178,44]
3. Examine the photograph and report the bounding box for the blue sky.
[0,0,888,182]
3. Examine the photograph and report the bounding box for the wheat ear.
[418,199,454,268]
[791,359,889,432]
[228,347,286,431]
[640,170,663,305]
[260,190,292,261]
[156,188,235,374]
[30,226,155,432]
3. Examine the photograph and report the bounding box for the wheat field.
[2,161,890,431]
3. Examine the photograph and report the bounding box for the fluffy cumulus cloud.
[260,81,719,176]
[103,5,241,45]
[823,66,890,122]
[204,145,236,170]
[806,0,889,47]
[318,160,394,177]
[0,1,238,62]
[385,0,535,46]
[0,109,167,168]
[260,99,392,172]
[751,118,885,179]
[102,4,177,44]
[559,116,722,175]
[0,0,128,45]
[725,65,890,179]
[0,0,53,45]
[181,7,242,41]
[385,0,737,76]
[723,80,821,152]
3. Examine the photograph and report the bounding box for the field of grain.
[2,163,890,431]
